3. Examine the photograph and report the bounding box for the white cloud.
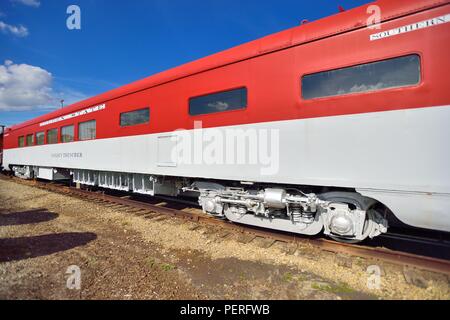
[11,0,41,7]
[0,60,88,111]
[0,60,55,111]
[0,21,29,37]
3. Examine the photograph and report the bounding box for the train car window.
[189,87,247,116]
[78,120,96,141]
[120,108,150,127]
[18,136,25,147]
[47,129,58,144]
[61,125,75,143]
[26,134,34,146]
[36,132,45,145]
[301,55,420,100]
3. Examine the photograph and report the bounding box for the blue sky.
[0,0,368,126]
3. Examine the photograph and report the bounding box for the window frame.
[188,87,248,116]
[46,128,59,145]
[18,136,25,148]
[119,107,150,127]
[61,124,75,143]
[78,119,96,141]
[36,131,45,145]
[300,53,422,101]
[26,134,34,147]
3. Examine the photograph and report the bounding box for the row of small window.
[18,120,96,147]
[17,107,151,147]
[188,54,421,115]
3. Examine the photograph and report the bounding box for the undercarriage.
[9,165,389,243]
[192,186,388,243]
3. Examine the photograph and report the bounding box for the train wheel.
[328,209,385,244]
[319,192,388,244]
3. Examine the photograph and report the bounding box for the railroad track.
[1,173,450,276]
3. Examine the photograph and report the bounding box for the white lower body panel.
[4,105,450,232]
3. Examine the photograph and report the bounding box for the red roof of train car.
[7,0,449,131]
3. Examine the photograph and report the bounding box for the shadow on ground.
[0,232,97,262]
[0,209,59,226]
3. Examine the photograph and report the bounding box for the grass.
[146,258,156,269]
[282,272,294,283]
[160,263,176,272]
[312,282,355,294]
[354,257,366,267]
[87,256,98,266]
[282,272,308,283]
[146,258,176,272]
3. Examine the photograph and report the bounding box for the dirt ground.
[0,179,448,300]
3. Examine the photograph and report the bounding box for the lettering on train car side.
[51,153,83,159]
[370,13,450,41]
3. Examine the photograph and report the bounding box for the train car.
[2,0,450,243]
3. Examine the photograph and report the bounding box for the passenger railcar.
[2,0,450,243]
